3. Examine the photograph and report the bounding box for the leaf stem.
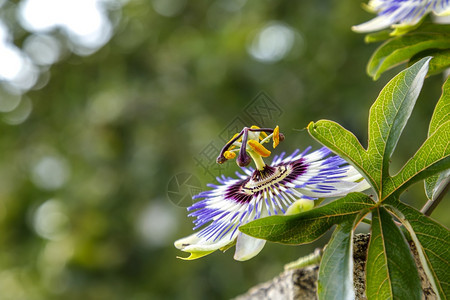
[284,248,322,270]
[420,180,449,216]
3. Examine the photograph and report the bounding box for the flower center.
[242,165,289,194]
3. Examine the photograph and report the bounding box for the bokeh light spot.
[248,22,296,63]
[0,88,21,112]
[31,155,70,190]
[19,0,114,52]
[136,201,178,247]
[23,34,61,66]
[151,0,186,17]
[87,89,126,124]
[2,96,32,125]
[33,199,70,241]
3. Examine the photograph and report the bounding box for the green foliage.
[410,49,450,77]
[317,217,357,300]
[309,57,436,199]
[425,78,450,200]
[240,193,374,244]
[364,30,392,43]
[366,24,450,80]
[366,206,421,300]
[386,200,450,298]
[241,58,450,298]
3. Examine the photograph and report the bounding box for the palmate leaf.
[386,201,450,299]
[309,57,439,200]
[239,193,374,244]
[306,57,449,297]
[366,206,421,300]
[368,31,450,80]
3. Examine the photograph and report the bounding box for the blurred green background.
[0,0,448,299]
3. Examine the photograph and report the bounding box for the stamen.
[248,140,271,157]
[217,129,245,163]
[228,133,241,150]
[216,126,285,168]
[251,125,268,140]
[224,151,236,160]
[273,126,280,148]
[248,127,275,134]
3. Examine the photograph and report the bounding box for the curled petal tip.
[177,250,215,260]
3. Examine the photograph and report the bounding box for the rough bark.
[234,233,437,300]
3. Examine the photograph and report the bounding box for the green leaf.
[365,30,391,43]
[425,76,450,200]
[383,120,450,198]
[239,193,374,244]
[368,33,450,80]
[317,217,358,300]
[366,206,421,300]
[364,23,450,44]
[309,57,431,198]
[389,19,425,36]
[425,170,450,201]
[386,201,450,299]
[412,23,450,35]
[410,49,450,77]
[307,120,373,188]
[368,56,430,185]
[429,76,450,136]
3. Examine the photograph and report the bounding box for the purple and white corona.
[352,0,450,33]
[175,126,370,261]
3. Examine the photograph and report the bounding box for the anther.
[224,151,236,159]
[273,126,280,148]
[248,140,271,157]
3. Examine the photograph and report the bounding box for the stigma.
[216,125,285,171]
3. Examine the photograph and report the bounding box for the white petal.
[352,15,396,32]
[175,231,235,252]
[297,179,370,198]
[174,232,201,250]
[233,232,266,261]
[435,6,450,16]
